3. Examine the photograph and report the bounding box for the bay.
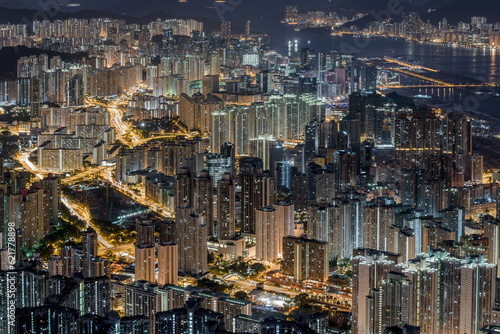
[269,30,500,84]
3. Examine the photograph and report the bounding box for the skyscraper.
[16,306,80,334]
[155,298,226,334]
[135,244,156,283]
[395,111,441,170]
[290,168,308,212]
[255,206,283,261]
[61,246,75,277]
[352,252,397,334]
[30,76,41,118]
[282,236,329,282]
[333,150,357,193]
[274,202,295,237]
[195,170,214,237]
[157,241,178,286]
[120,316,149,334]
[48,256,63,276]
[217,173,236,240]
[364,199,396,252]
[175,205,208,275]
[124,281,162,334]
[304,121,319,163]
[245,20,250,36]
[221,20,231,36]
[83,228,98,259]
[175,167,194,207]
[82,276,112,316]
[41,173,60,225]
[135,217,155,246]
[269,143,284,178]
[220,142,236,177]
[240,157,275,235]
[353,250,497,334]
[459,256,496,333]
[360,65,377,93]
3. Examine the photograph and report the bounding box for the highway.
[61,165,113,185]
[383,56,439,73]
[16,148,52,178]
[85,93,209,149]
[375,57,498,91]
[85,90,142,147]
[102,171,173,219]
[98,243,134,256]
[109,101,140,146]
[14,149,114,249]
[98,242,135,261]
[227,277,300,297]
[379,84,485,89]
[61,196,113,248]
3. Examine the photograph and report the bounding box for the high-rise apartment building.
[135,217,155,246]
[333,150,357,193]
[353,250,497,334]
[175,205,207,275]
[364,200,396,252]
[60,246,75,277]
[352,252,398,334]
[217,173,236,240]
[175,167,194,207]
[157,241,178,286]
[155,298,225,334]
[217,297,252,332]
[240,158,275,235]
[395,111,441,170]
[135,244,156,283]
[221,20,231,36]
[82,228,98,258]
[48,256,63,276]
[255,206,284,261]
[282,236,329,282]
[124,281,162,334]
[274,202,295,237]
[195,170,214,237]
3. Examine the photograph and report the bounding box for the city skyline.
[0,1,500,333]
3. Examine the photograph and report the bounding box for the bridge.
[222,272,247,280]
[379,84,486,89]
[382,67,496,89]
[61,165,113,185]
[383,56,439,73]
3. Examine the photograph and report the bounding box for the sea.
[265,26,500,125]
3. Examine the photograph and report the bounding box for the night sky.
[0,0,454,20]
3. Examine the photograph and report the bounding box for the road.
[16,149,51,178]
[85,93,209,148]
[61,196,113,248]
[61,165,113,185]
[102,171,173,219]
[98,242,135,261]
[225,277,351,311]
[98,243,134,255]
[383,56,439,73]
[85,92,141,147]
[226,277,300,296]
[109,102,140,146]
[14,149,114,249]
[379,84,485,89]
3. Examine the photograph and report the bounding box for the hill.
[0,7,229,33]
[0,47,86,78]
[421,0,500,24]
